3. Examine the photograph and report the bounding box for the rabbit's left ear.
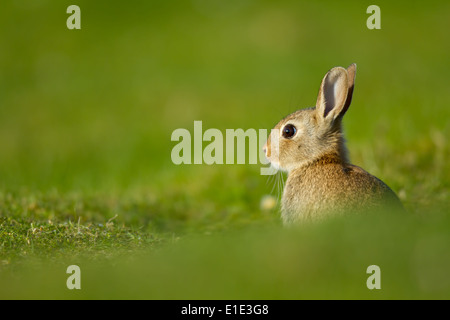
[316,63,356,122]
[341,63,356,117]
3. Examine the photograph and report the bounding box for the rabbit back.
[281,155,402,224]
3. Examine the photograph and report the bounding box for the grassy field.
[0,1,449,299]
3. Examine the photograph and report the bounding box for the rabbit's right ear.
[315,66,350,123]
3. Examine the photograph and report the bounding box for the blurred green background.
[0,0,449,299]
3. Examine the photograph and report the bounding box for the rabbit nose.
[263,143,270,157]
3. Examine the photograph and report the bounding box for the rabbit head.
[264,64,356,172]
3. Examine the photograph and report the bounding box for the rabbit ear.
[341,63,357,117]
[316,66,350,122]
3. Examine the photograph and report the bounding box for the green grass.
[1,211,449,299]
[0,0,449,299]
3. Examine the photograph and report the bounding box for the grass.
[0,0,449,299]
[1,211,449,299]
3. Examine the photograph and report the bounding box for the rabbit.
[263,64,403,224]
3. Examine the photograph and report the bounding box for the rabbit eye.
[282,124,297,139]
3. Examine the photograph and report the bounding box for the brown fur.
[264,64,403,224]
[281,153,402,224]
